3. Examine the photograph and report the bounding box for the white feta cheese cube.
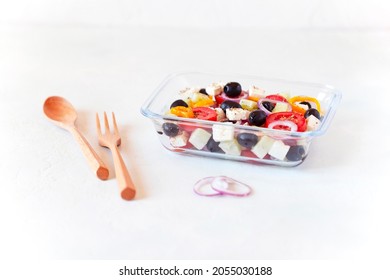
[212,124,235,142]
[179,87,198,102]
[225,108,250,121]
[214,108,226,122]
[268,140,290,160]
[189,128,212,150]
[306,115,321,131]
[272,102,290,113]
[248,86,265,99]
[251,135,275,158]
[206,83,223,96]
[251,143,267,159]
[258,135,275,151]
[169,131,189,147]
[218,139,242,156]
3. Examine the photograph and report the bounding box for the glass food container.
[141,72,341,167]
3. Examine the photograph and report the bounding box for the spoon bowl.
[43,96,78,128]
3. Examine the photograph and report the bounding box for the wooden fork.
[96,112,136,200]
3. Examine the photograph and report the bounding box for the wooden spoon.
[43,96,109,180]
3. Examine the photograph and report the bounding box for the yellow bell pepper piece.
[169,106,194,118]
[289,96,321,115]
[192,98,214,108]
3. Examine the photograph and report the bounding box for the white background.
[1,0,390,29]
[1,0,390,265]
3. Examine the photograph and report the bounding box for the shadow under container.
[141,72,341,167]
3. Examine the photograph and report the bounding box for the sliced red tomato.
[266,112,307,132]
[215,94,225,105]
[241,149,258,159]
[265,94,287,102]
[193,107,217,121]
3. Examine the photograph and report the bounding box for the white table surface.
[0,24,389,260]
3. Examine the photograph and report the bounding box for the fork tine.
[112,112,122,146]
[112,112,120,136]
[96,113,102,136]
[103,111,110,133]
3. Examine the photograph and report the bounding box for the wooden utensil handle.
[111,145,136,200]
[70,126,109,180]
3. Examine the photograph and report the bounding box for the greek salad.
[160,81,324,162]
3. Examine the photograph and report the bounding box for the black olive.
[248,110,267,126]
[162,123,180,137]
[286,146,305,161]
[206,138,224,153]
[220,100,242,112]
[170,99,188,109]
[304,108,321,119]
[223,82,242,98]
[299,101,312,109]
[199,88,208,95]
[237,133,259,148]
[262,101,275,112]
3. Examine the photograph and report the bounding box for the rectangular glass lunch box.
[141,72,341,167]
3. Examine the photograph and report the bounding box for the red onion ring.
[211,176,252,196]
[258,98,292,116]
[267,120,298,132]
[194,176,252,197]
[219,91,249,103]
[193,177,223,196]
